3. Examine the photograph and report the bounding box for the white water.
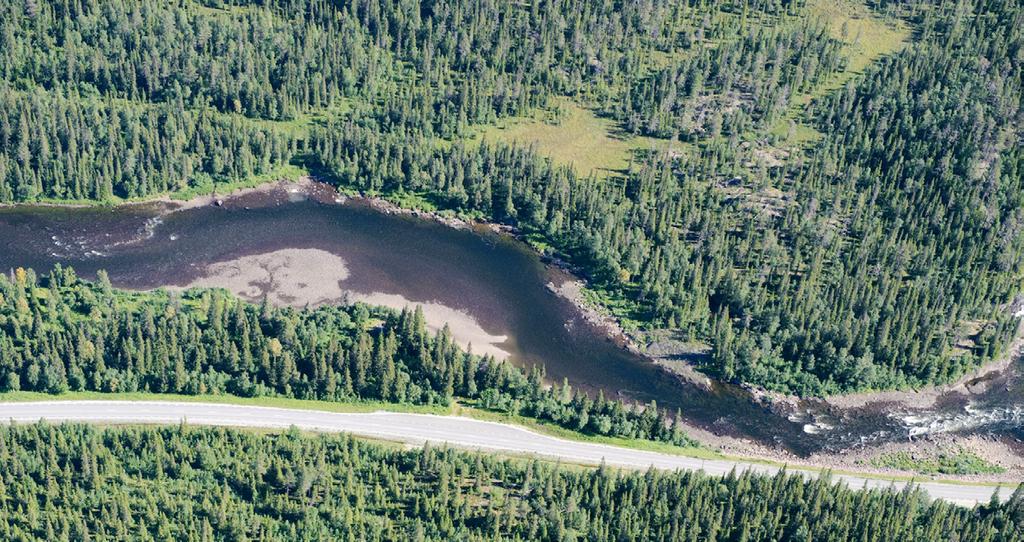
[898,403,1024,438]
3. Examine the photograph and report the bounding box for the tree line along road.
[0,400,1012,507]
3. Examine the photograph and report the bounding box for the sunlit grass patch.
[869,449,1006,476]
[165,163,311,202]
[770,0,910,146]
[0,391,717,459]
[808,0,910,93]
[469,98,672,178]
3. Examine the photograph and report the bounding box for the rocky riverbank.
[320,180,1024,483]
[9,176,1020,485]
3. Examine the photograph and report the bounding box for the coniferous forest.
[0,267,693,447]
[0,422,1020,541]
[0,0,1020,396]
[0,0,1022,535]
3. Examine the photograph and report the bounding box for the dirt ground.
[176,247,511,360]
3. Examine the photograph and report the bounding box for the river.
[0,183,1020,457]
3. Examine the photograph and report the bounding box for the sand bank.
[178,248,510,360]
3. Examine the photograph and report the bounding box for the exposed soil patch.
[23,176,1020,483]
[349,291,510,360]
[173,247,511,360]
[179,248,349,307]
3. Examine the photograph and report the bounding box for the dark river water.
[0,185,1020,456]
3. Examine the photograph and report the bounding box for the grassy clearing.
[869,449,1007,476]
[378,190,441,213]
[164,162,311,202]
[809,0,910,88]
[188,0,260,18]
[468,97,671,178]
[577,283,652,334]
[771,0,909,145]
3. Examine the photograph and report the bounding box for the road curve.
[0,400,1011,506]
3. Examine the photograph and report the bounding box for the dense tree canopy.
[0,422,1018,541]
[311,0,1024,394]
[0,0,1021,395]
[0,1,1021,538]
[0,2,1015,536]
[0,86,292,200]
[614,17,844,138]
[0,266,693,446]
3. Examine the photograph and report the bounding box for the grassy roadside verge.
[0,391,711,457]
[0,391,1009,490]
[0,391,449,415]
[451,400,721,460]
